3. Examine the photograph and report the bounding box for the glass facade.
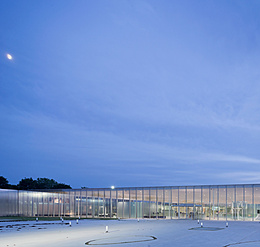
[1,184,260,221]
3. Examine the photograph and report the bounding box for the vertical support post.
[209,187,211,221]
[252,185,254,222]
[212,187,215,220]
[243,185,245,221]
[31,193,34,217]
[142,188,144,219]
[86,190,89,218]
[129,189,131,219]
[36,192,38,217]
[17,190,19,216]
[122,190,124,218]
[149,188,151,218]
[80,190,82,218]
[116,189,118,219]
[226,186,228,222]
[110,189,112,219]
[97,190,99,218]
[27,191,29,217]
[163,188,165,219]
[201,187,203,220]
[136,189,138,219]
[156,188,158,219]
[234,186,236,221]
[193,186,195,220]
[217,186,219,220]
[185,187,187,219]
[69,190,71,217]
[170,187,172,220]
[178,187,180,219]
[92,190,94,218]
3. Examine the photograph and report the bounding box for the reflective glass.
[171,188,178,219]
[219,187,226,220]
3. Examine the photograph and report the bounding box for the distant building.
[1,184,260,221]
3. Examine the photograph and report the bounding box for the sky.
[1,0,260,189]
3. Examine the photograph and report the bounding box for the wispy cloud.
[219,172,260,183]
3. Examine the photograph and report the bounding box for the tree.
[17,177,37,190]
[16,177,71,190]
[36,178,57,189]
[0,176,9,189]
[53,183,71,189]
[35,178,71,189]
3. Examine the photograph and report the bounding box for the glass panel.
[164,189,171,219]
[136,189,143,219]
[70,191,76,217]
[194,187,202,220]
[64,192,70,217]
[143,189,150,218]
[111,190,117,218]
[187,187,194,219]
[235,186,244,220]
[117,190,123,218]
[130,189,136,218]
[171,188,178,219]
[150,189,156,218]
[157,189,164,218]
[211,187,218,220]
[104,190,111,218]
[245,186,253,221]
[227,186,235,220]
[202,187,209,220]
[219,187,226,220]
[87,190,93,217]
[75,191,81,217]
[98,190,104,217]
[254,185,260,220]
[123,190,129,218]
[179,187,186,219]
[81,190,87,218]
[48,193,53,217]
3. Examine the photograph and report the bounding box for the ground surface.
[1,219,260,247]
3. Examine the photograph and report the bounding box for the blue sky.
[1,0,260,188]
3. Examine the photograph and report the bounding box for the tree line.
[0,176,71,190]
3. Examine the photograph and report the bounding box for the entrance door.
[194,206,202,220]
[187,207,194,219]
[171,206,178,219]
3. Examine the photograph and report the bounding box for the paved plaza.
[1,219,260,247]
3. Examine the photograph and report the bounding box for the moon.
[6,53,13,60]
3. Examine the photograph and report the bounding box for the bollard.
[201,222,203,228]
[118,217,120,221]
[138,218,139,222]
[106,226,108,233]
[197,220,199,224]
[226,222,228,227]
[36,217,38,222]
[69,221,72,227]
[76,219,79,224]
[79,216,80,220]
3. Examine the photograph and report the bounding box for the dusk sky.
[1,0,260,188]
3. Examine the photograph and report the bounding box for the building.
[1,184,260,221]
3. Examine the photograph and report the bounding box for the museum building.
[1,184,260,221]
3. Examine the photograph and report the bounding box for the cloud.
[218,172,260,183]
[5,110,260,165]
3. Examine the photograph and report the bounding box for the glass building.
[1,184,260,221]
